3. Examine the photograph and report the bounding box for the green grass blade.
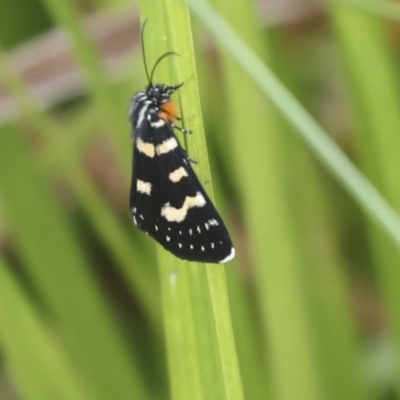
[39,0,130,169]
[187,0,400,256]
[164,5,243,399]
[0,45,160,329]
[0,125,146,400]
[204,1,324,399]
[0,253,90,400]
[138,1,244,399]
[269,30,371,400]
[330,0,400,390]
[194,43,269,400]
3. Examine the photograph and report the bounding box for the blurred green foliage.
[1,0,400,399]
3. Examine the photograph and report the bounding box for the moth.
[128,21,235,263]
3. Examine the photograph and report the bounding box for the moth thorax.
[159,100,179,123]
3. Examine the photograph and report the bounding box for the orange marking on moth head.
[159,100,179,123]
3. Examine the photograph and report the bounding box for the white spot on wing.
[197,226,201,234]
[190,245,193,249]
[169,166,188,182]
[133,216,137,226]
[178,243,182,248]
[189,229,192,236]
[161,193,206,222]
[205,223,209,230]
[137,180,152,195]
[166,236,170,242]
[150,119,166,128]
[155,225,158,231]
[219,247,235,264]
[211,243,214,249]
[136,138,155,157]
[156,137,178,155]
[201,246,205,252]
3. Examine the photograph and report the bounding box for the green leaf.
[138,1,244,399]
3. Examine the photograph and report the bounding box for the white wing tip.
[219,247,235,264]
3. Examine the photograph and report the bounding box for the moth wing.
[130,125,234,263]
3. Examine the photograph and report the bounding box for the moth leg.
[181,147,197,164]
[172,124,192,135]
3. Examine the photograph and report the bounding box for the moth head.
[146,83,183,106]
[145,85,179,123]
[146,84,170,104]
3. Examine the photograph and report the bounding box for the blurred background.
[1,0,400,399]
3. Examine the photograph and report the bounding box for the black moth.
[128,21,235,263]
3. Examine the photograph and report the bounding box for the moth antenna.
[141,19,152,86]
[149,51,180,86]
